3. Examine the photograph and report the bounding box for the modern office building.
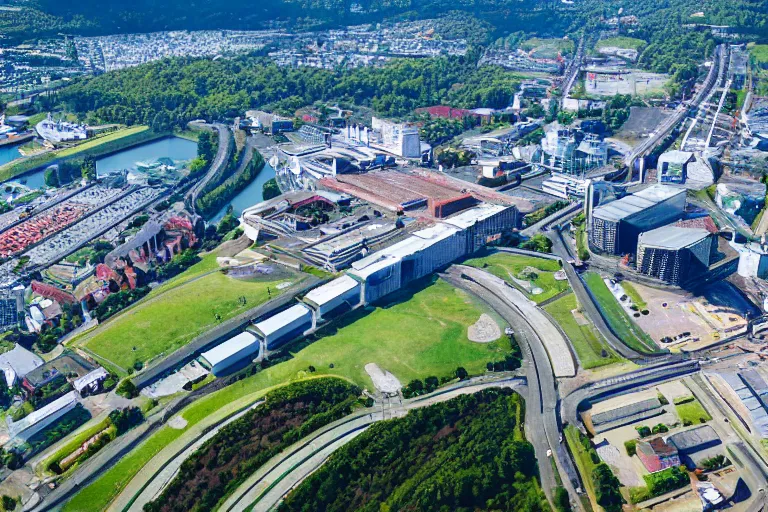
[636,225,713,284]
[589,185,686,255]
[251,304,314,351]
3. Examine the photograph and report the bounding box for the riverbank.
[0,126,166,183]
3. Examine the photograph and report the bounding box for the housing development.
[1,1,768,512]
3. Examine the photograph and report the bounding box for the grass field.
[0,126,162,182]
[521,37,574,58]
[749,43,768,66]
[675,397,712,425]
[583,272,658,354]
[39,415,112,475]
[543,293,621,369]
[596,36,647,50]
[63,278,512,511]
[463,252,568,304]
[79,265,294,372]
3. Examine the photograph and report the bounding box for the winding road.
[186,122,233,213]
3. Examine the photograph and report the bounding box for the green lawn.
[543,293,622,369]
[463,252,569,304]
[749,43,768,66]
[620,282,648,311]
[63,278,512,511]
[583,272,658,354]
[675,397,712,426]
[521,37,575,57]
[79,267,294,371]
[40,416,113,475]
[596,36,647,51]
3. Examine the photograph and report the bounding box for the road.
[519,201,583,238]
[186,122,233,213]
[624,44,725,170]
[561,35,585,101]
[441,266,585,511]
[548,227,672,362]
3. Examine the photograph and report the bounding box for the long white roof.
[593,185,684,223]
[9,391,78,438]
[253,304,312,337]
[444,204,508,229]
[304,275,359,307]
[201,332,258,367]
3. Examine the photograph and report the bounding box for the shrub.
[657,393,669,405]
[116,379,138,399]
[636,425,652,437]
[652,423,669,434]
[624,439,637,456]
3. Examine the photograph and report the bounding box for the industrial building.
[718,372,768,437]
[657,150,694,184]
[636,437,681,473]
[636,225,713,284]
[349,205,514,303]
[665,425,722,469]
[301,221,400,272]
[251,303,314,351]
[589,396,664,434]
[7,391,79,444]
[200,332,261,376]
[303,275,361,320]
[589,185,686,255]
[0,344,43,388]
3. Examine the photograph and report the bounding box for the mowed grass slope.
[583,272,658,354]
[63,278,511,512]
[543,293,621,369]
[80,269,291,370]
[463,251,569,304]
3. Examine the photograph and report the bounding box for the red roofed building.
[95,264,119,283]
[30,281,76,305]
[636,437,681,473]
[675,216,718,234]
[415,106,490,122]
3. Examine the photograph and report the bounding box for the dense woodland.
[144,378,362,512]
[278,388,547,512]
[57,54,524,126]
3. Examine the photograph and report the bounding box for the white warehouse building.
[200,332,261,376]
[8,391,79,444]
[252,304,314,351]
[303,275,361,321]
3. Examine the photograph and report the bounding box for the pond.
[209,162,276,224]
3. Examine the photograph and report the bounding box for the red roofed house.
[30,281,77,305]
[636,437,681,473]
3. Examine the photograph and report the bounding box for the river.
[209,162,276,223]
[0,143,22,167]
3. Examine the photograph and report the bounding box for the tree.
[0,495,15,511]
[81,156,97,182]
[197,130,214,162]
[554,486,571,512]
[455,367,468,380]
[262,178,281,200]
[116,379,139,399]
[520,234,552,253]
[44,167,59,187]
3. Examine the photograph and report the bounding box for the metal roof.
[638,225,710,250]
[592,185,684,223]
[659,150,695,165]
[665,425,720,452]
[444,204,508,229]
[304,275,359,307]
[9,391,78,439]
[200,332,259,368]
[253,304,312,338]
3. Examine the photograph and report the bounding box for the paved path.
[186,122,232,212]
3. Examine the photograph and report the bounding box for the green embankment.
[543,293,621,369]
[596,36,647,51]
[583,272,658,354]
[463,252,569,304]
[0,126,160,182]
[63,277,514,511]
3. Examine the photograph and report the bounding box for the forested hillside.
[278,388,547,512]
[57,55,525,126]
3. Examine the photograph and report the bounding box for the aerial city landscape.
[0,0,768,510]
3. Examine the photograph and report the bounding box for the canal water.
[209,162,276,223]
[96,136,197,175]
[0,143,22,167]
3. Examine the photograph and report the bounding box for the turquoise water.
[210,162,276,223]
[0,143,22,167]
[96,136,197,175]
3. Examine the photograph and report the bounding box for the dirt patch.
[217,234,253,258]
[168,416,188,430]
[365,363,402,394]
[468,313,501,343]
